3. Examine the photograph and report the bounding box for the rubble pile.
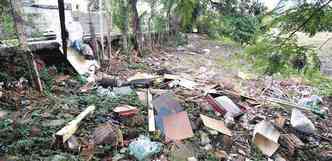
[0,37,332,161]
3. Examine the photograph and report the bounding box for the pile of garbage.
[1,64,332,161]
[72,70,330,160]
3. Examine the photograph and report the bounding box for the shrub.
[244,34,321,76]
[197,14,261,44]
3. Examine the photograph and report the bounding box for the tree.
[106,0,113,64]
[99,0,105,61]
[129,0,143,57]
[161,0,177,34]
[9,0,43,92]
[277,0,332,38]
[88,0,99,59]
[175,0,199,31]
[113,0,129,54]
[148,0,157,50]
[0,0,15,39]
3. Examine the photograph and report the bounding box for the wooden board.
[56,105,95,143]
[66,47,99,81]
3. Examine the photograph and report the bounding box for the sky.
[262,0,280,10]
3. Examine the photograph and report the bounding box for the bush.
[244,34,321,76]
[222,16,261,44]
[197,14,261,44]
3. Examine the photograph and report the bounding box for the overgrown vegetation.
[0,90,145,160]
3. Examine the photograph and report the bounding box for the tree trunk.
[167,9,171,36]
[106,0,112,65]
[10,0,43,93]
[99,0,105,62]
[122,0,129,55]
[149,0,156,50]
[129,0,142,56]
[88,0,99,61]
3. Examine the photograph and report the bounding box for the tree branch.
[286,0,332,40]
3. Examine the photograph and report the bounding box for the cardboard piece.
[200,114,232,136]
[253,120,280,157]
[215,96,242,118]
[113,105,139,117]
[66,48,99,82]
[152,94,183,113]
[164,74,181,80]
[153,94,184,133]
[156,107,175,133]
[127,73,157,82]
[163,111,194,141]
[164,74,198,90]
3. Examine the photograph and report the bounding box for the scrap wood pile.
[0,65,332,161]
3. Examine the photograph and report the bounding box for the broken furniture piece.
[206,94,243,118]
[55,105,95,143]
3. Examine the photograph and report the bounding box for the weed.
[73,74,87,85]
[128,63,148,70]
[250,145,267,161]
[205,153,219,161]
[39,68,55,94]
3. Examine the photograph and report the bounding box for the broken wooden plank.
[279,133,304,157]
[147,89,156,132]
[56,105,95,143]
[200,114,232,136]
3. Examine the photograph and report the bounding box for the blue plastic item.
[128,135,162,161]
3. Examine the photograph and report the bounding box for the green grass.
[128,63,148,70]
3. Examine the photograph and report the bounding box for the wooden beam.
[58,0,67,57]
[56,106,96,143]
[147,89,156,132]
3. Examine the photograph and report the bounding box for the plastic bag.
[128,135,162,161]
